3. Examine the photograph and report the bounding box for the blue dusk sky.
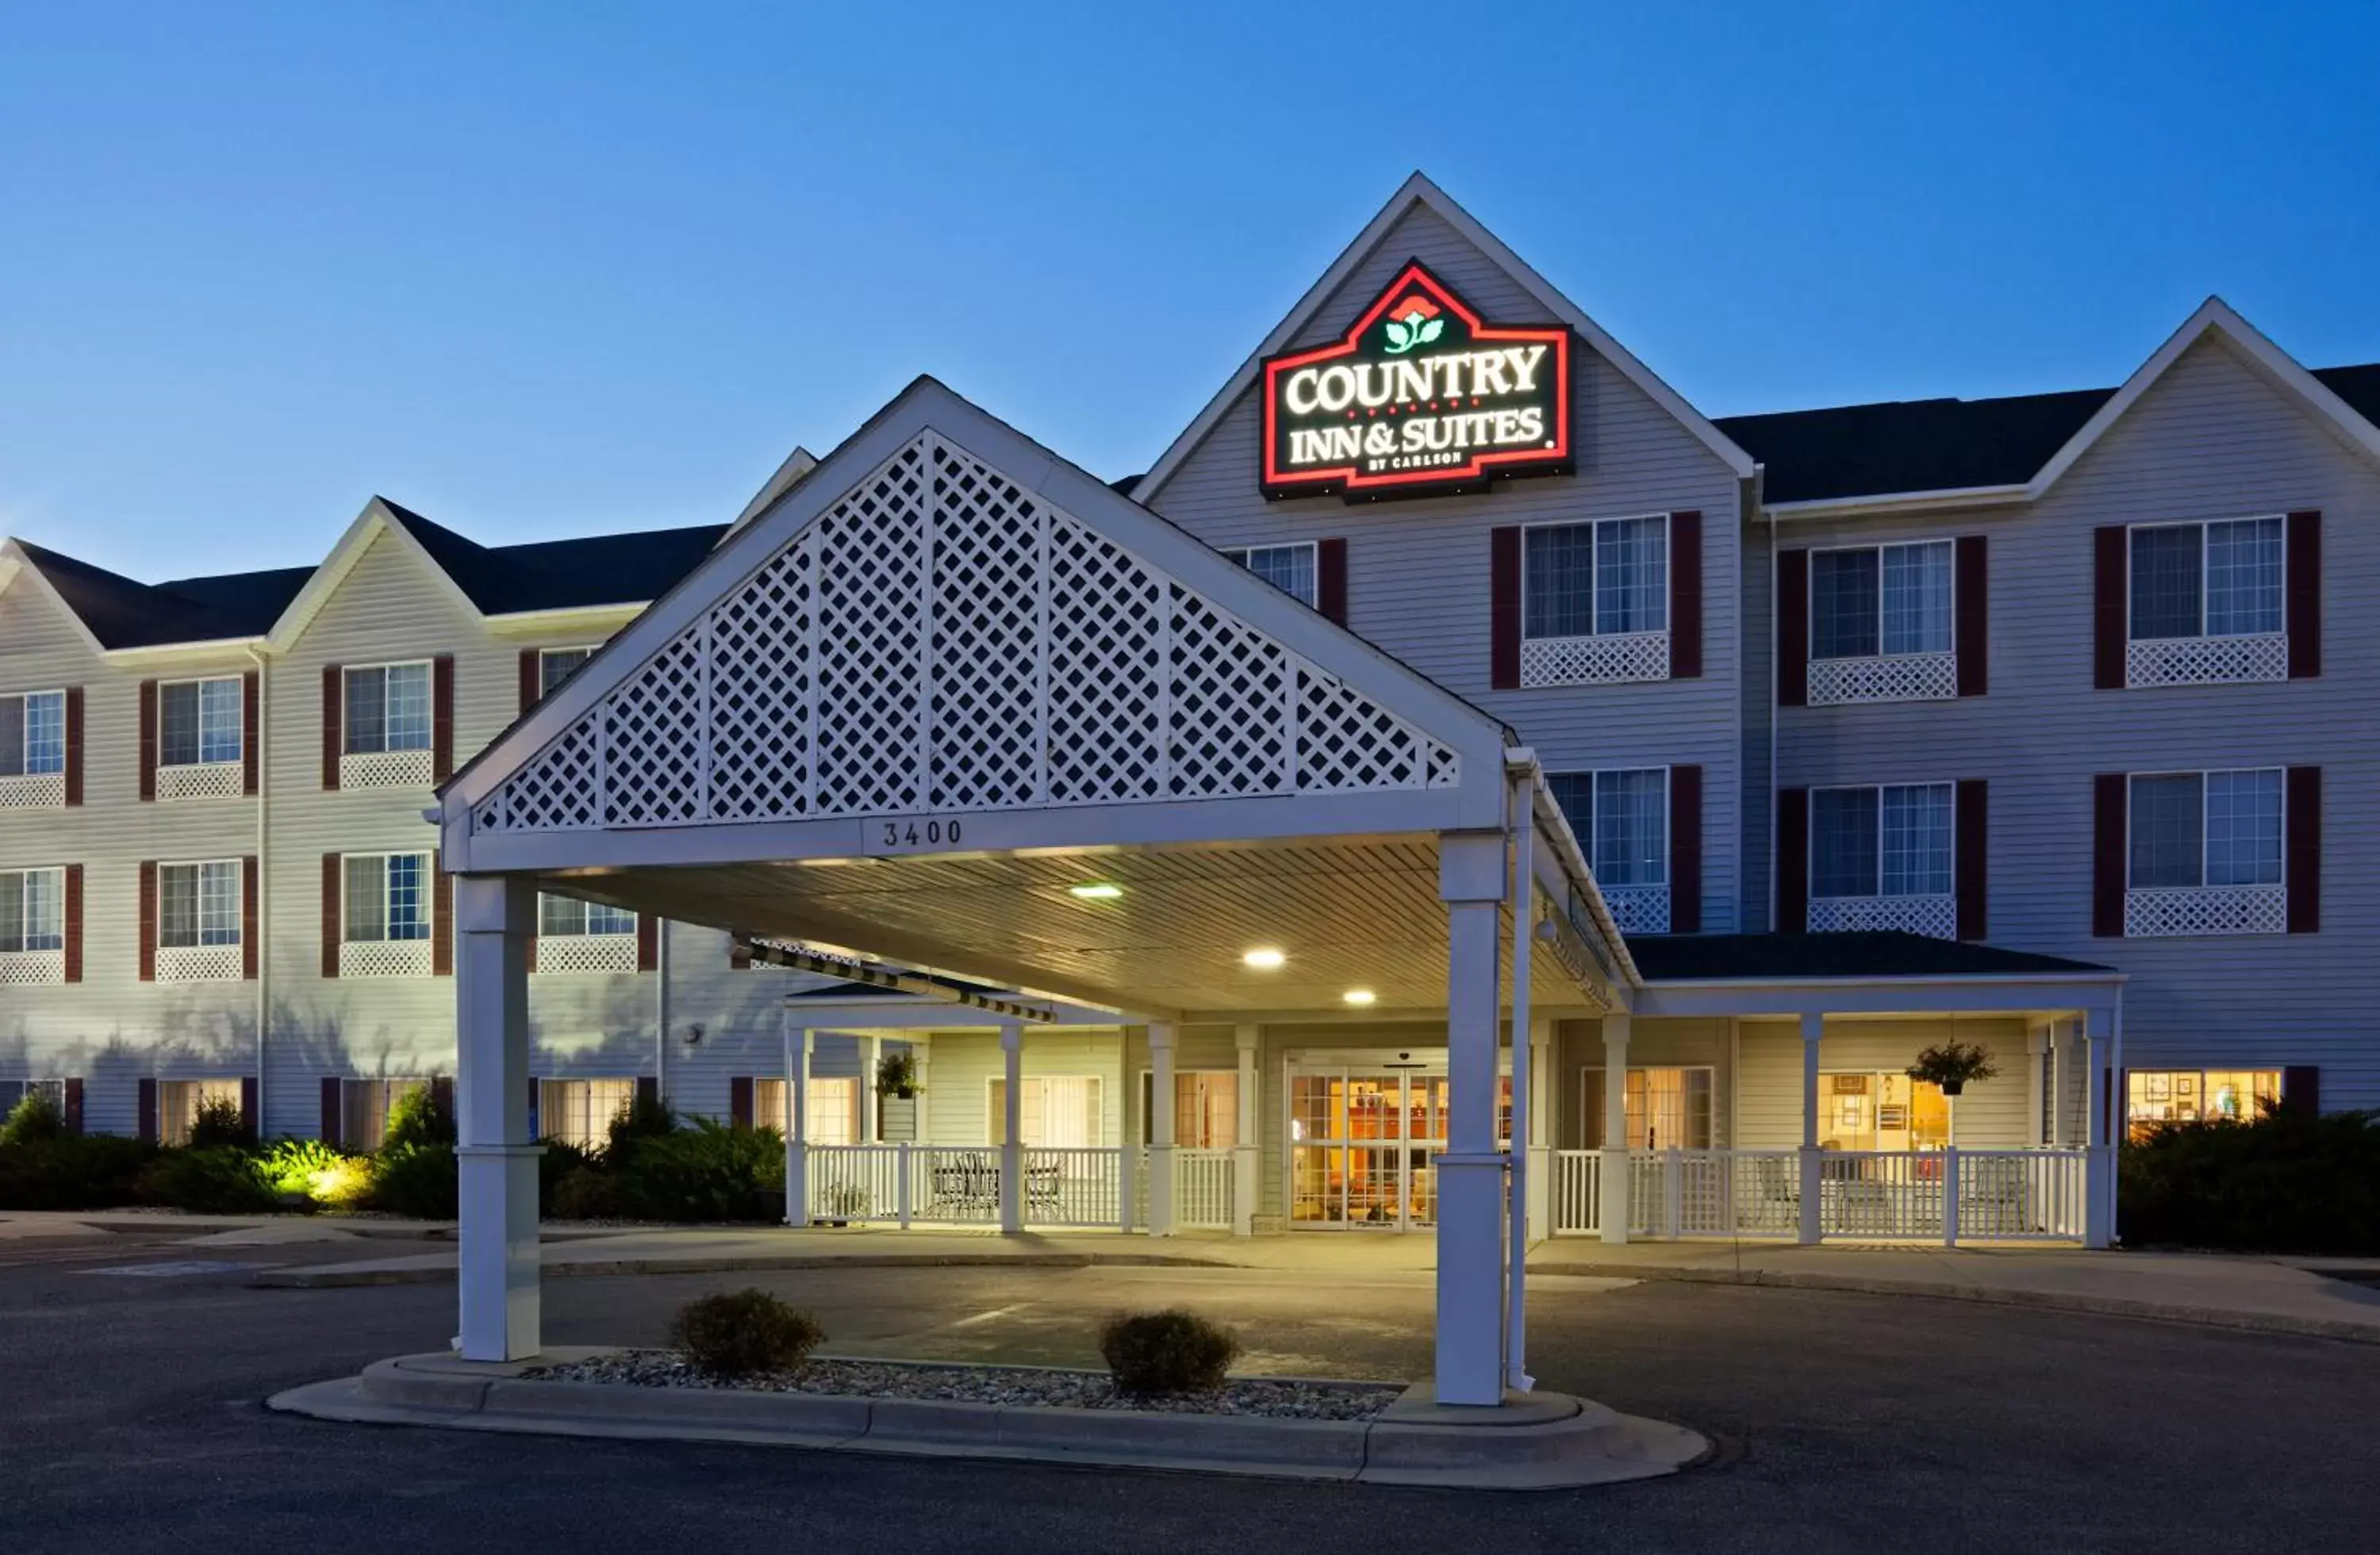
[4,2,2375,581]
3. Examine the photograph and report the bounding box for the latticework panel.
[706,536,816,820]
[1602,884,1671,936]
[484,720,599,832]
[342,750,433,789]
[340,939,435,978]
[155,944,243,982]
[1807,894,1957,939]
[1166,586,1290,797]
[157,762,246,801]
[1520,630,1669,688]
[2126,634,2288,688]
[1296,666,1422,791]
[1807,653,1959,706]
[814,442,930,816]
[1045,516,1165,804]
[927,441,1044,810]
[0,774,64,809]
[2124,885,2286,938]
[601,632,707,827]
[0,950,64,985]
[533,934,639,975]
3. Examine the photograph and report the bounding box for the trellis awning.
[436,377,1626,1016]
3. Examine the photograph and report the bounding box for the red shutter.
[1777,787,1810,933]
[432,853,454,977]
[636,914,659,973]
[1955,780,1988,941]
[1668,765,1702,934]
[241,855,260,980]
[137,861,157,981]
[2287,510,2321,679]
[2282,1066,2320,1119]
[137,1078,158,1143]
[1489,527,1522,690]
[1955,535,1988,697]
[729,936,755,971]
[525,913,540,974]
[321,666,343,789]
[636,1075,661,1111]
[432,655,455,782]
[2287,766,2320,934]
[431,1077,454,1125]
[1776,549,1810,708]
[1668,511,1702,679]
[320,1077,344,1147]
[2093,528,2126,689]
[62,865,83,983]
[240,1076,259,1136]
[519,648,541,714]
[1316,537,1349,626]
[2092,774,2127,937]
[730,1077,754,1129]
[321,853,343,978]
[63,687,83,805]
[241,670,261,795]
[137,679,158,801]
[63,1078,83,1137]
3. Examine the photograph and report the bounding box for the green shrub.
[259,1138,372,1210]
[0,1090,67,1146]
[537,1136,600,1215]
[0,1136,157,1210]
[605,1087,678,1162]
[2121,1108,2380,1255]
[383,1083,455,1152]
[1099,1309,1240,1397]
[187,1095,254,1150]
[367,1142,459,1219]
[551,1165,624,1220]
[611,1119,783,1223]
[668,1288,823,1378]
[136,1146,278,1214]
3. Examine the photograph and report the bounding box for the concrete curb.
[1527,1260,2380,1345]
[265,1350,1706,1489]
[251,1250,1234,1288]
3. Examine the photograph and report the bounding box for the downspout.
[655,920,670,1100]
[1758,468,1777,932]
[246,645,270,1135]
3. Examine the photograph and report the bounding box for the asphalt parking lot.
[0,1227,2373,1553]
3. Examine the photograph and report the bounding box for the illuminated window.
[1140,1071,1238,1148]
[989,1076,1104,1149]
[158,1078,243,1146]
[1581,1067,1714,1150]
[1814,1072,1950,1151]
[340,1078,431,1152]
[534,1077,638,1151]
[2126,1069,2282,1138]
[752,1077,859,1146]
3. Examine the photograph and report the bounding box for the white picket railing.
[1547,1146,2087,1242]
[1956,1150,2089,1240]
[1023,1147,1123,1227]
[1631,1150,1803,1238]
[911,1146,1003,1225]
[1551,1150,1601,1234]
[807,1145,908,1224]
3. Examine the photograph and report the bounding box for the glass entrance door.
[1288,1067,1448,1230]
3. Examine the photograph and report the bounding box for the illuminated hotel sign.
[1261,261,1572,500]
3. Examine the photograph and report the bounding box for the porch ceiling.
[542,835,1589,1021]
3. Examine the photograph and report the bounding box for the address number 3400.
[873,817,964,853]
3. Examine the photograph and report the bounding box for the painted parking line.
[83,1261,270,1278]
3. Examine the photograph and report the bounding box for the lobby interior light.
[1342,989,1376,1006]
[1067,883,1123,900]
[1242,946,1287,969]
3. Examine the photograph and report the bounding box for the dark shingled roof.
[1627,931,2111,982]
[17,541,314,649]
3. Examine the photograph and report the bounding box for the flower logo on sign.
[1381,295,1445,355]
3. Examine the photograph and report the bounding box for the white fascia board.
[784,1000,1127,1030]
[0,543,110,657]
[1506,749,1640,993]
[1765,484,2030,523]
[264,499,482,651]
[1633,973,2125,1020]
[1134,171,1755,504]
[731,446,820,532]
[102,636,271,670]
[481,603,647,639]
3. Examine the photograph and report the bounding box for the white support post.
[782,1018,811,1227]
[2108,999,2124,1246]
[1599,1015,1630,1244]
[2051,1017,2071,1149]
[1436,830,1507,1408]
[2026,1024,2048,1147]
[1942,1145,1962,1247]
[999,1023,1023,1234]
[1504,780,1534,1393]
[2084,1008,2113,1249]
[455,875,539,1362]
[913,1041,932,1144]
[896,1140,913,1229]
[1147,1022,1177,1238]
[1524,1016,1555,1243]
[1798,1012,1825,1246]
[860,1035,882,1145]
[1233,1024,1259,1237]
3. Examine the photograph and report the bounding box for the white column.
[860,1035,882,1145]
[1599,1015,1630,1244]
[2084,1007,2112,1248]
[2108,1000,2124,1246]
[1503,782,1534,1393]
[1436,830,1507,1407]
[1524,1016,1555,1242]
[999,1023,1023,1234]
[455,875,539,1362]
[781,1018,811,1226]
[2050,1018,2071,1148]
[1146,1021,1177,1237]
[2026,1024,2049,1147]
[1798,1012,1825,1246]
[1233,1023,1259,1237]
[912,1041,932,1143]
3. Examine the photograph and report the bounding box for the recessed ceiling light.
[1342,989,1376,1006]
[1242,947,1286,969]
[1067,883,1123,900]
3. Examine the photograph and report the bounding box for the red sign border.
[1260,260,1573,500]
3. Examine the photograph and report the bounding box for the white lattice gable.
[442,379,1508,875]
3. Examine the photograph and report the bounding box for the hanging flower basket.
[1906,1040,1998,1098]
[875,1050,922,1100]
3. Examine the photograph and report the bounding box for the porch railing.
[1134,1146,1235,1231]
[1552,1149,1601,1234]
[1023,1147,1122,1227]
[1548,1147,2089,1242]
[803,1144,1128,1229]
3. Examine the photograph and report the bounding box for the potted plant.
[875,1050,922,1100]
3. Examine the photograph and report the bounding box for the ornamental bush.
[604,1088,678,1164]
[611,1119,783,1223]
[258,1138,373,1211]
[136,1146,278,1215]
[1099,1309,1241,1397]
[551,1165,624,1221]
[0,1136,156,1210]
[187,1095,254,1150]
[669,1288,823,1378]
[366,1142,460,1220]
[536,1137,600,1215]
[0,1090,67,1147]
[2121,1107,2380,1255]
[383,1083,456,1153]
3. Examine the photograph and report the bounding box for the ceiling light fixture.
[1067,883,1123,900]
[1242,947,1286,969]
[1342,989,1376,1007]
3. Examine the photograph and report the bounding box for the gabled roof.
[5,539,313,651]
[1130,171,1757,504]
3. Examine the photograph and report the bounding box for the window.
[1811,540,1952,661]
[539,893,635,938]
[989,1076,1104,1148]
[340,1078,429,1152]
[159,862,242,948]
[158,1078,242,1147]
[1548,769,1668,932]
[1219,544,1316,609]
[1581,1068,1714,1150]
[2125,1069,2282,1138]
[0,690,66,777]
[2130,519,2283,641]
[345,854,431,942]
[534,1078,638,1151]
[159,678,243,766]
[0,1080,66,1120]
[344,663,432,754]
[0,869,64,952]
[1140,1071,1239,1148]
[1813,784,1953,899]
[1817,1072,1949,1151]
[1524,516,1668,640]
[752,1077,859,1146]
[539,647,597,697]
[2129,770,2283,889]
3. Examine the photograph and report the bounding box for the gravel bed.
[523,1351,1400,1419]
